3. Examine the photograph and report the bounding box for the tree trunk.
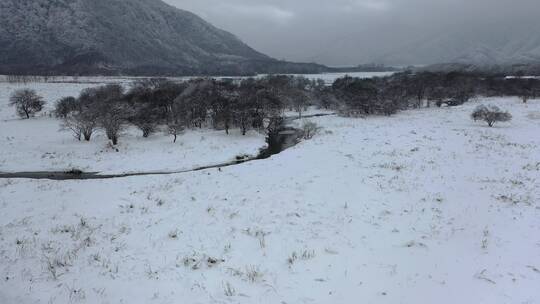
[84,132,92,141]
[241,121,247,136]
[143,129,150,138]
[173,134,177,143]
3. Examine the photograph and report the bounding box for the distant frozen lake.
[284,71,396,84]
[0,71,396,86]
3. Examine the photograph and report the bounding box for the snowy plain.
[0,77,539,304]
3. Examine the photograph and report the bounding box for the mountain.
[308,15,540,70]
[379,30,540,67]
[407,28,540,75]
[0,0,326,76]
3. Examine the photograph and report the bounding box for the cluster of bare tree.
[54,76,320,144]
[56,84,125,143]
[325,71,540,116]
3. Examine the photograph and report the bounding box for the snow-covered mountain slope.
[0,0,280,75]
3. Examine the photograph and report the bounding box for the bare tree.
[208,81,237,134]
[291,89,309,118]
[316,88,338,110]
[232,100,253,136]
[426,86,445,108]
[9,89,45,119]
[62,109,99,141]
[518,79,533,103]
[167,95,188,143]
[234,83,260,136]
[471,105,512,127]
[167,105,185,143]
[99,103,126,145]
[167,122,184,143]
[404,73,428,108]
[86,85,127,145]
[174,79,212,128]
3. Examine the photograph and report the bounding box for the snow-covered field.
[1,92,540,303]
[0,82,265,174]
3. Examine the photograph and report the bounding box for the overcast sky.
[164,0,539,66]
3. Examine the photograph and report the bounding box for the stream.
[0,127,303,181]
[0,113,333,181]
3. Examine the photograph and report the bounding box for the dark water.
[0,127,303,181]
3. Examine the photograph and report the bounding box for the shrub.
[9,89,46,118]
[300,121,322,139]
[471,105,512,127]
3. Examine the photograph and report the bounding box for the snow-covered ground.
[1,96,539,303]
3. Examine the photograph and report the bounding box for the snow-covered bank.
[0,118,265,174]
[1,97,539,303]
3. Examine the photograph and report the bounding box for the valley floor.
[1,97,539,303]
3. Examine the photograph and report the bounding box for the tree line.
[9,71,539,145]
[328,71,540,116]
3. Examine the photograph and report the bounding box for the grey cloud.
[165,0,540,66]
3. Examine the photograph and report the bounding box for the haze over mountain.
[169,0,540,67]
[313,17,540,67]
[0,0,326,75]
